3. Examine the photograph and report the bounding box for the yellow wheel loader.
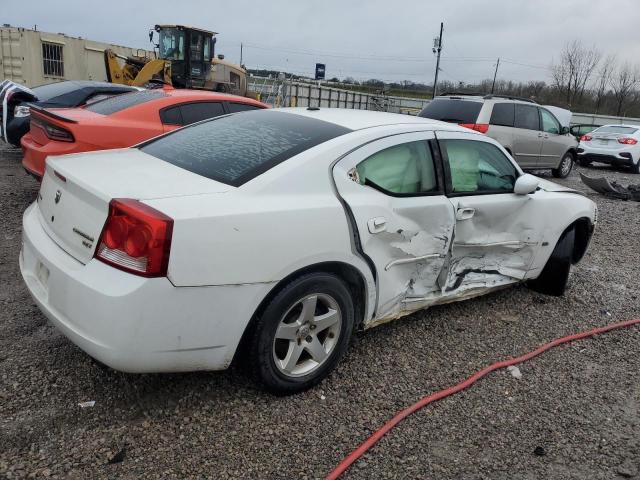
[104,25,250,96]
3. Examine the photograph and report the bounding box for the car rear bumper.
[21,134,92,178]
[577,151,635,166]
[20,202,273,373]
[577,144,637,166]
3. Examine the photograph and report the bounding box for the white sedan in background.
[20,108,597,394]
[577,124,640,173]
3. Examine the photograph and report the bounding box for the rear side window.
[514,104,540,131]
[179,102,225,125]
[160,105,183,125]
[489,103,514,127]
[228,102,262,113]
[441,139,517,194]
[356,141,438,195]
[85,90,167,115]
[595,126,638,135]
[418,98,482,124]
[139,110,351,186]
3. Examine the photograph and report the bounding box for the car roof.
[276,107,472,132]
[433,94,538,105]
[596,124,640,129]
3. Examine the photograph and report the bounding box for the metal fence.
[248,77,429,115]
[249,77,640,126]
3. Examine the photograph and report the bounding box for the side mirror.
[514,174,539,195]
[560,126,570,135]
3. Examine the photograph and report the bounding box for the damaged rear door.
[332,131,455,324]
[436,131,543,292]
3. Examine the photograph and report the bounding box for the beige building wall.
[0,26,153,87]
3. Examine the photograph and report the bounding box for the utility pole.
[491,58,500,94]
[432,22,443,99]
[240,43,243,65]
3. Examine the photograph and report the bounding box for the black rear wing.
[29,105,79,124]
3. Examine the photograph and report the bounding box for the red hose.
[326,318,640,480]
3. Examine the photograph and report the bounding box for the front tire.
[552,152,574,178]
[528,227,575,296]
[248,272,355,395]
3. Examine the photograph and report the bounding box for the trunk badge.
[54,190,62,204]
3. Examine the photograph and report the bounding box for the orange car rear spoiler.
[29,105,79,124]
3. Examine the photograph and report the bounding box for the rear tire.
[552,152,574,178]
[631,159,640,174]
[527,228,575,296]
[248,272,355,395]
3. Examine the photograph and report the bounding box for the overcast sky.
[4,0,640,85]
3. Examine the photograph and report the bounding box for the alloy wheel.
[272,293,342,378]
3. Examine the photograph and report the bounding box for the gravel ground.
[0,142,639,480]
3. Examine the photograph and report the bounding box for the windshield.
[139,110,351,186]
[419,98,483,124]
[158,28,185,61]
[594,126,638,135]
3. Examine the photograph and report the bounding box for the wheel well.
[565,148,577,159]
[570,217,594,264]
[232,262,368,365]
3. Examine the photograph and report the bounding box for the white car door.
[332,131,455,322]
[435,130,545,291]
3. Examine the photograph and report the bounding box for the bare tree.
[551,40,601,106]
[593,55,616,113]
[611,62,639,116]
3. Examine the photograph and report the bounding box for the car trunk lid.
[38,148,231,264]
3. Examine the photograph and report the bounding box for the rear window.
[32,81,80,101]
[139,110,351,186]
[594,126,638,135]
[228,102,261,113]
[489,103,515,127]
[85,90,167,115]
[418,98,482,124]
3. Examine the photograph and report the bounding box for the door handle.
[456,207,475,221]
[367,217,387,234]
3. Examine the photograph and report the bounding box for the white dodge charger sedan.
[20,108,597,393]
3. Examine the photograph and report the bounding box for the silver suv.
[419,94,578,178]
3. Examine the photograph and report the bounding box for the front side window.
[441,139,517,194]
[540,108,560,134]
[158,28,185,61]
[514,104,540,131]
[356,141,438,195]
[490,103,514,127]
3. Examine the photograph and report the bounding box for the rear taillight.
[459,123,489,134]
[580,134,592,142]
[30,117,74,142]
[95,199,173,277]
[618,137,638,145]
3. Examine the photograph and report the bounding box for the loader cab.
[154,25,215,88]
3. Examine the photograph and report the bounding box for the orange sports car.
[21,87,267,178]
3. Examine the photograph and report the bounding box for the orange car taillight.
[459,123,489,134]
[31,117,74,142]
[95,199,173,277]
